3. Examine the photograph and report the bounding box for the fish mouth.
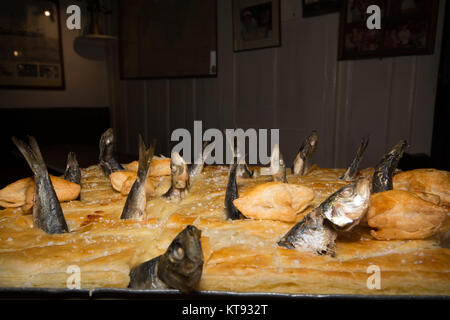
[185,225,202,239]
[100,129,114,148]
[277,238,294,249]
[179,258,203,276]
[160,259,203,293]
[172,152,186,166]
[372,140,408,193]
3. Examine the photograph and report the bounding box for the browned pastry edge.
[0,165,448,295]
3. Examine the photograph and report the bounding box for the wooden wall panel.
[217,0,236,130]
[321,15,339,168]
[276,14,339,167]
[111,0,445,171]
[196,78,220,130]
[385,57,416,152]
[345,59,393,168]
[146,80,169,156]
[411,38,444,155]
[235,49,275,129]
[167,79,195,158]
[124,81,147,154]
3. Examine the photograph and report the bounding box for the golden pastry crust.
[0,175,80,209]
[110,170,171,198]
[393,169,450,206]
[367,190,447,240]
[124,157,171,177]
[110,171,156,196]
[0,177,32,207]
[233,182,314,222]
[410,192,441,205]
[0,165,449,296]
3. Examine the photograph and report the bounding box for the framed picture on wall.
[338,0,440,60]
[302,0,342,17]
[232,0,281,52]
[0,0,65,89]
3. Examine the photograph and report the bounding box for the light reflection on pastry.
[233,182,315,222]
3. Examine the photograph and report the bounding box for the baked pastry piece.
[0,175,80,209]
[0,177,32,207]
[110,171,155,196]
[393,169,450,206]
[367,190,447,240]
[109,171,170,197]
[233,182,315,222]
[0,165,449,296]
[124,157,171,177]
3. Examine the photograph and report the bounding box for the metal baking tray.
[0,287,447,300]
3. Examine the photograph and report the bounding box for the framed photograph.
[233,0,281,52]
[338,0,439,60]
[0,0,65,89]
[303,0,341,18]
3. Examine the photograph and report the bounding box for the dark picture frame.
[233,0,281,52]
[303,0,342,18]
[118,0,217,79]
[338,0,440,61]
[0,0,65,89]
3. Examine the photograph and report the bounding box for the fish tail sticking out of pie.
[120,135,155,220]
[12,136,69,234]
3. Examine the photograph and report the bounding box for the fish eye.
[172,244,184,260]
